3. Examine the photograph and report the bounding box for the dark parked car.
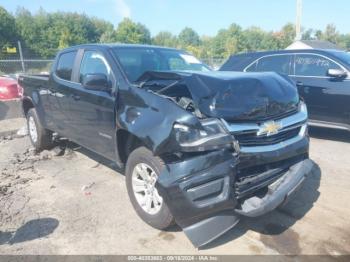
[19,44,312,247]
[220,49,350,131]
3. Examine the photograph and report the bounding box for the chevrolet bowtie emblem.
[257,121,282,136]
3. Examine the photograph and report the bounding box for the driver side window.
[79,51,111,83]
[295,54,341,77]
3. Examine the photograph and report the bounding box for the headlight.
[173,119,234,152]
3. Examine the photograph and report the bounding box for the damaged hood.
[138,71,299,121]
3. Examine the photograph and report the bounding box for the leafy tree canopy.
[0,5,349,62]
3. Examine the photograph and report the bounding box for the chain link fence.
[1,41,55,76]
[1,40,226,75]
[0,59,54,75]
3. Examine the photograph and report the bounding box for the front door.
[68,50,116,160]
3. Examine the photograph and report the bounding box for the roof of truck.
[62,43,179,52]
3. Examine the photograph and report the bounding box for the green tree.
[243,27,275,51]
[340,34,350,50]
[196,36,214,59]
[115,18,151,44]
[2,5,349,64]
[100,30,117,43]
[15,8,111,57]
[15,7,44,57]
[91,18,114,41]
[178,27,200,47]
[210,23,244,58]
[322,24,339,43]
[0,6,18,58]
[152,31,177,47]
[302,28,315,40]
[274,23,296,49]
[315,30,323,40]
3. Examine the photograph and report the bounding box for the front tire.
[125,147,175,230]
[27,108,53,152]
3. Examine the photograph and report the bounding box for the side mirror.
[82,73,110,91]
[327,69,347,78]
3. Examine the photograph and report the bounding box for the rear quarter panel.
[19,75,50,126]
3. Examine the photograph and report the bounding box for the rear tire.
[27,108,53,152]
[125,147,175,230]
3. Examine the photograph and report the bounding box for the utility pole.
[295,0,303,40]
[17,41,25,73]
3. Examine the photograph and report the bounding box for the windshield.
[331,51,350,67]
[112,47,210,82]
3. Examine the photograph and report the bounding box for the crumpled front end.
[156,137,313,247]
[154,102,313,248]
[126,71,313,248]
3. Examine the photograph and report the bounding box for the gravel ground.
[0,127,350,255]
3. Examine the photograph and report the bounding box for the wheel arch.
[116,129,150,164]
[22,97,35,117]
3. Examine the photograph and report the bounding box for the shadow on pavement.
[57,136,322,253]
[0,218,59,245]
[54,140,122,173]
[75,144,123,173]
[201,162,321,253]
[309,126,350,143]
[0,101,10,120]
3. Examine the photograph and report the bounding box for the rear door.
[290,53,350,124]
[49,50,79,134]
[67,49,117,160]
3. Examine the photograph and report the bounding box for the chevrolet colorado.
[19,44,313,247]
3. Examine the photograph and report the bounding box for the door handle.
[71,94,81,101]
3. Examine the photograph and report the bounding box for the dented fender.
[116,86,201,155]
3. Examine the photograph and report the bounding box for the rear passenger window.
[255,55,292,75]
[295,54,341,77]
[56,51,77,81]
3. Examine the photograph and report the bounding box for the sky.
[1,0,349,36]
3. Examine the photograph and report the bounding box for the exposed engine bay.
[137,70,300,122]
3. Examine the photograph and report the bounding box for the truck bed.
[19,74,50,95]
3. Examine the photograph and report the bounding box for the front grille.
[235,127,301,147]
[222,102,308,148]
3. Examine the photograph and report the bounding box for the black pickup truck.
[19,44,313,247]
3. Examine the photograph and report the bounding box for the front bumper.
[235,158,313,217]
[156,136,312,247]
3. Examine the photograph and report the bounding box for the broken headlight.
[174,119,234,152]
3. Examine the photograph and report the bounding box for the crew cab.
[220,49,350,131]
[19,44,313,247]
